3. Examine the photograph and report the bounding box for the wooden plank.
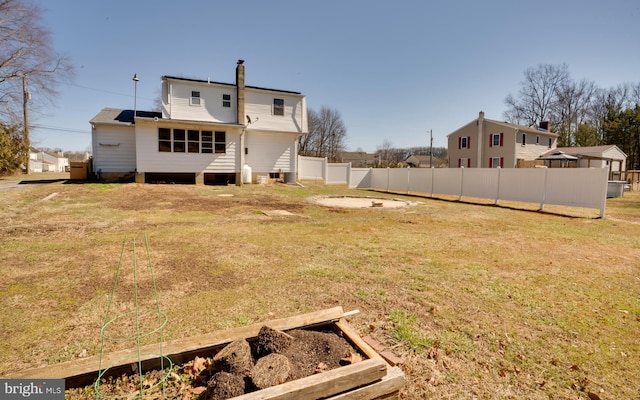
[335,319,381,360]
[327,365,404,400]
[235,357,388,400]
[8,307,345,386]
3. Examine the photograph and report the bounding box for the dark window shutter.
[467,136,471,148]
[467,158,471,168]
[489,158,493,168]
[489,134,492,147]
[500,133,504,147]
[500,157,504,168]
[458,158,461,167]
[458,137,461,149]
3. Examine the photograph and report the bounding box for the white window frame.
[273,98,284,116]
[460,136,468,149]
[491,157,501,168]
[222,94,231,108]
[190,91,201,106]
[492,134,500,147]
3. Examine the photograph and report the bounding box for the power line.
[31,123,90,134]
[60,81,155,101]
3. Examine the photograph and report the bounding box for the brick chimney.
[236,60,245,125]
[539,121,550,131]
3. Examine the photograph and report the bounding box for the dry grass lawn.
[0,173,639,399]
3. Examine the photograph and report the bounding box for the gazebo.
[537,150,578,168]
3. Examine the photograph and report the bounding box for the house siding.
[135,121,242,173]
[92,125,137,173]
[245,131,297,173]
[165,80,237,123]
[244,89,305,133]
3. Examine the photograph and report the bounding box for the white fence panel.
[351,168,371,188]
[298,156,325,180]
[370,168,389,189]
[433,168,463,196]
[387,168,410,192]
[462,168,500,199]
[327,163,349,184]
[544,168,608,209]
[497,168,546,204]
[408,168,433,194]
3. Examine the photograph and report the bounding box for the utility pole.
[23,75,30,175]
[429,129,433,168]
[132,73,139,123]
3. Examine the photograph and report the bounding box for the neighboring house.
[447,111,558,168]
[29,149,69,173]
[336,151,379,167]
[405,155,433,168]
[539,145,627,180]
[91,60,308,184]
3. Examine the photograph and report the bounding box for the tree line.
[504,63,640,169]
[0,0,73,174]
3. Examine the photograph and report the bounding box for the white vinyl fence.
[297,156,609,217]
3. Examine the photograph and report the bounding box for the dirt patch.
[309,195,417,209]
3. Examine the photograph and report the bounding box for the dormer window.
[191,91,201,106]
[222,94,231,108]
[273,98,284,116]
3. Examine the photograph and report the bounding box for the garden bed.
[9,307,404,399]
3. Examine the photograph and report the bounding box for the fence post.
[459,167,464,201]
[324,157,328,184]
[431,167,435,197]
[598,168,608,218]
[540,168,548,211]
[495,167,501,205]
[347,162,352,188]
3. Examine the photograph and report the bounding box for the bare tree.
[298,107,347,162]
[0,0,73,171]
[552,78,598,146]
[504,64,570,127]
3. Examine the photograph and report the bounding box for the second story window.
[521,133,526,146]
[491,133,503,147]
[548,137,552,149]
[222,94,231,108]
[273,98,284,116]
[191,91,201,106]
[459,136,470,149]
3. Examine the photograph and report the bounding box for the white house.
[29,149,69,173]
[91,60,308,184]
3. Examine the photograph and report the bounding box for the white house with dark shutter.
[447,111,558,168]
[91,60,307,184]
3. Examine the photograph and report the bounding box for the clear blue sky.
[27,0,640,153]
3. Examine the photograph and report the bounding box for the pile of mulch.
[66,326,363,400]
